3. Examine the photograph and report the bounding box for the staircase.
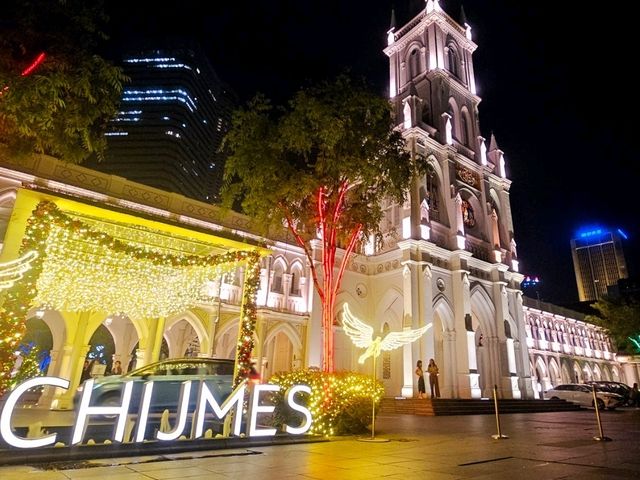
[379,397,582,416]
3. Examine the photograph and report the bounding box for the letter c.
[0,377,69,448]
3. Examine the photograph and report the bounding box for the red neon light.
[21,52,46,77]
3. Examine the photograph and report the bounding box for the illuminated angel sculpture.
[0,251,38,290]
[342,303,430,364]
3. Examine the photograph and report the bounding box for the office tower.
[571,227,629,301]
[96,41,234,202]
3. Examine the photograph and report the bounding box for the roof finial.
[387,5,397,45]
[389,5,396,31]
[460,5,472,40]
[488,131,499,152]
[460,5,468,26]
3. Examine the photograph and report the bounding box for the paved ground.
[0,408,639,479]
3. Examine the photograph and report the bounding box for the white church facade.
[0,2,637,408]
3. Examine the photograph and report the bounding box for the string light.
[269,369,384,436]
[0,200,262,396]
[21,52,46,77]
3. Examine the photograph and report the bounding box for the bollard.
[491,384,508,440]
[591,384,612,442]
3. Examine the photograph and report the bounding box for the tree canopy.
[0,0,126,163]
[222,75,426,371]
[222,75,421,244]
[587,296,640,354]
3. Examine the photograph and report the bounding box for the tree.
[222,75,427,372]
[0,0,126,164]
[587,296,640,354]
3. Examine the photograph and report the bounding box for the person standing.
[80,359,93,383]
[427,358,440,398]
[415,360,426,399]
[111,360,123,375]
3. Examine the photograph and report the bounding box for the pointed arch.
[422,154,445,225]
[548,357,561,386]
[445,38,461,80]
[264,323,303,352]
[289,259,304,296]
[374,287,404,329]
[460,106,473,147]
[432,294,455,332]
[165,310,209,355]
[405,42,423,80]
[469,284,496,337]
[271,256,288,294]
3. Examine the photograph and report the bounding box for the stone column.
[451,252,477,398]
[400,262,420,397]
[144,316,166,366]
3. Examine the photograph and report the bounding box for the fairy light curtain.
[0,200,261,394]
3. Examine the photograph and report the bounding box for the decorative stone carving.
[455,164,479,188]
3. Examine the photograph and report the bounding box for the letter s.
[284,385,312,434]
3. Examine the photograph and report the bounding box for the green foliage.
[267,368,385,436]
[587,296,640,354]
[10,345,43,390]
[222,75,424,242]
[0,0,126,163]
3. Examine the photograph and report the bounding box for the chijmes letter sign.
[0,377,312,449]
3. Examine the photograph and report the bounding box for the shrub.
[267,369,385,436]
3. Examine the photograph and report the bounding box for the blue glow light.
[579,228,605,238]
[617,229,629,240]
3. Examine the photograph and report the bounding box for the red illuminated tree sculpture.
[222,76,427,372]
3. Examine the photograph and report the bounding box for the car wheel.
[550,396,559,400]
[592,398,605,410]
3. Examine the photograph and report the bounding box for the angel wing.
[379,323,431,352]
[341,303,374,348]
[0,251,38,290]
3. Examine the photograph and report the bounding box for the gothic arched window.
[460,111,469,146]
[409,49,420,79]
[447,46,459,78]
[426,170,440,223]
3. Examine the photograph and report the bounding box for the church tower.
[364,1,534,401]
[382,0,517,269]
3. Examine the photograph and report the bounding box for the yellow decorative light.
[0,251,38,290]
[269,369,385,436]
[0,200,263,397]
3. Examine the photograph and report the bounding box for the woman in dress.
[427,358,440,398]
[415,360,426,399]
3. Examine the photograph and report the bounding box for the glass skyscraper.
[571,228,629,301]
[93,40,234,203]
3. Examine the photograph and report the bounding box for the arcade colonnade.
[524,300,639,397]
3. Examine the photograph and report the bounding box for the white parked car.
[544,383,625,410]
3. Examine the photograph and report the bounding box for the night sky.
[105,1,636,305]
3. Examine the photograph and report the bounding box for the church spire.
[460,5,473,40]
[488,132,500,152]
[460,5,468,26]
[387,6,397,45]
